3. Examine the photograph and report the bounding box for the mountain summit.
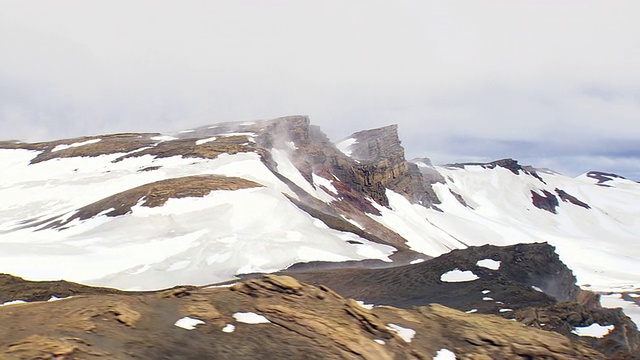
[1,115,639,358]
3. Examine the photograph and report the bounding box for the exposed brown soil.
[0,275,603,359]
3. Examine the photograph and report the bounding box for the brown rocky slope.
[1,274,603,359]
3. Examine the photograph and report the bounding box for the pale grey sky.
[1,1,639,178]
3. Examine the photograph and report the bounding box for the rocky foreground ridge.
[2,242,639,359]
[0,274,609,359]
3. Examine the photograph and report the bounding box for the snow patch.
[312,173,338,195]
[151,135,177,142]
[410,258,425,265]
[440,269,479,282]
[52,139,102,152]
[196,137,217,145]
[465,309,477,313]
[434,348,457,360]
[571,323,614,338]
[174,317,205,330]
[483,297,494,301]
[499,308,513,313]
[222,324,235,333]
[482,289,491,294]
[532,286,543,292]
[476,258,501,270]
[374,339,385,345]
[386,323,416,343]
[0,300,27,306]
[336,138,357,157]
[356,300,374,310]
[233,312,271,324]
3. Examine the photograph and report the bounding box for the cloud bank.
[1,0,638,178]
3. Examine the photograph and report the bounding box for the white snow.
[499,308,513,313]
[356,300,374,310]
[386,323,416,343]
[483,297,494,301]
[434,348,457,360]
[374,339,385,345]
[476,258,501,270]
[482,289,491,294]
[465,309,478,313]
[601,293,640,328]
[151,135,177,142]
[571,323,614,338]
[440,269,479,282]
[336,138,357,157]
[0,300,27,306]
[0,150,394,290]
[630,293,640,298]
[195,137,217,145]
[233,312,271,324]
[52,138,102,152]
[312,173,338,195]
[410,258,425,265]
[174,317,205,330]
[532,286,543,292]
[221,324,235,333]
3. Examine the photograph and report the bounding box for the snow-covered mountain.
[1,116,639,323]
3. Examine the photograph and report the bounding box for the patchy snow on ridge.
[221,324,235,333]
[174,317,205,330]
[336,137,357,157]
[386,323,416,343]
[195,137,217,145]
[440,269,479,283]
[476,258,501,270]
[312,173,338,195]
[233,312,270,324]
[0,300,27,307]
[434,348,457,360]
[51,138,102,152]
[571,323,614,338]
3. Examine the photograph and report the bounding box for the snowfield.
[0,148,394,290]
[1,125,639,328]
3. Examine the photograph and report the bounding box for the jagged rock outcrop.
[0,274,603,359]
[342,125,441,208]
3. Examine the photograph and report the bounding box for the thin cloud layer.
[0,1,638,178]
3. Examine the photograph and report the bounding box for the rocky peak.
[340,125,442,208]
[346,124,404,163]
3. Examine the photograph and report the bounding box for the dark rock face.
[345,125,442,208]
[555,188,591,209]
[447,158,546,183]
[531,189,560,213]
[587,171,626,184]
[287,243,577,310]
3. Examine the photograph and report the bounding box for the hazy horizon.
[1,1,639,179]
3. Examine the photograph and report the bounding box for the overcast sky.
[1,1,639,179]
